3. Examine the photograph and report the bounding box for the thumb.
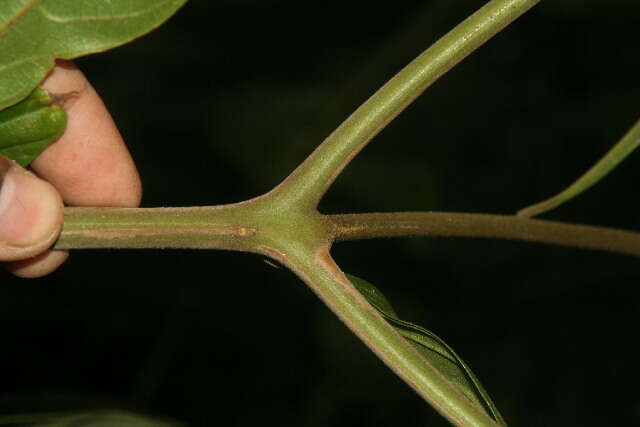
[0,156,64,262]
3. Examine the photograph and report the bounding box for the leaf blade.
[0,87,67,166]
[0,0,188,110]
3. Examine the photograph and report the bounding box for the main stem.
[54,1,547,425]
[57,208,640,258]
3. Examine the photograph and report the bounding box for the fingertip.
[5,250,69,278]
[0,158,63,261]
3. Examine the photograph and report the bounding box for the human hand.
[0,60,142,278]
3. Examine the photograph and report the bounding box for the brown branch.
[327,212,640,256]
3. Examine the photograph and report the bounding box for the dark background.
[2,1,640,425]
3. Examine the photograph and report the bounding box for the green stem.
[57,204,260,251]
[52,2,545,424]
[57,208,640,258]
[518,119,640,217]
[56,196,330,255]
[274,247,500,427]
[266,0,540,212]
[329,212,640,256]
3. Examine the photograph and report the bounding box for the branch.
[265,0,540,212]
[51,2,546,424]
[274,246,500,427]
[328,212,640,256]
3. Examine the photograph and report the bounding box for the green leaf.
[0,410,182,427]
[347,274,507,426]
[0,87,67,166]
[0,0,188,111]
[518,118,640,217]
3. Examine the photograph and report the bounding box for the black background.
[2,1,640,425]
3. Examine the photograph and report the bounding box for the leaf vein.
[37,0,178,24]
[0,0,43,37]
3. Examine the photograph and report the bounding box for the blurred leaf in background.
[0,409,182,426]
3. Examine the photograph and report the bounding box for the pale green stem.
[58,208,640,257]
[56,198,330,254]
[266,0,540,212]
[329,212,640,257]
[58,207,499,425]
[53,2,546,425]
[57,204,640,427]
[518,119,640,217]
[57,204,261,251]
[275,247,500,427]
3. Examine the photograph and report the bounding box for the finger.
[33,59,142,207]
[5,250,69,278]
[4,60,142,278]
[0,156,63,262]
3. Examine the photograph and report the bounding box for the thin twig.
[518,119,640,217]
